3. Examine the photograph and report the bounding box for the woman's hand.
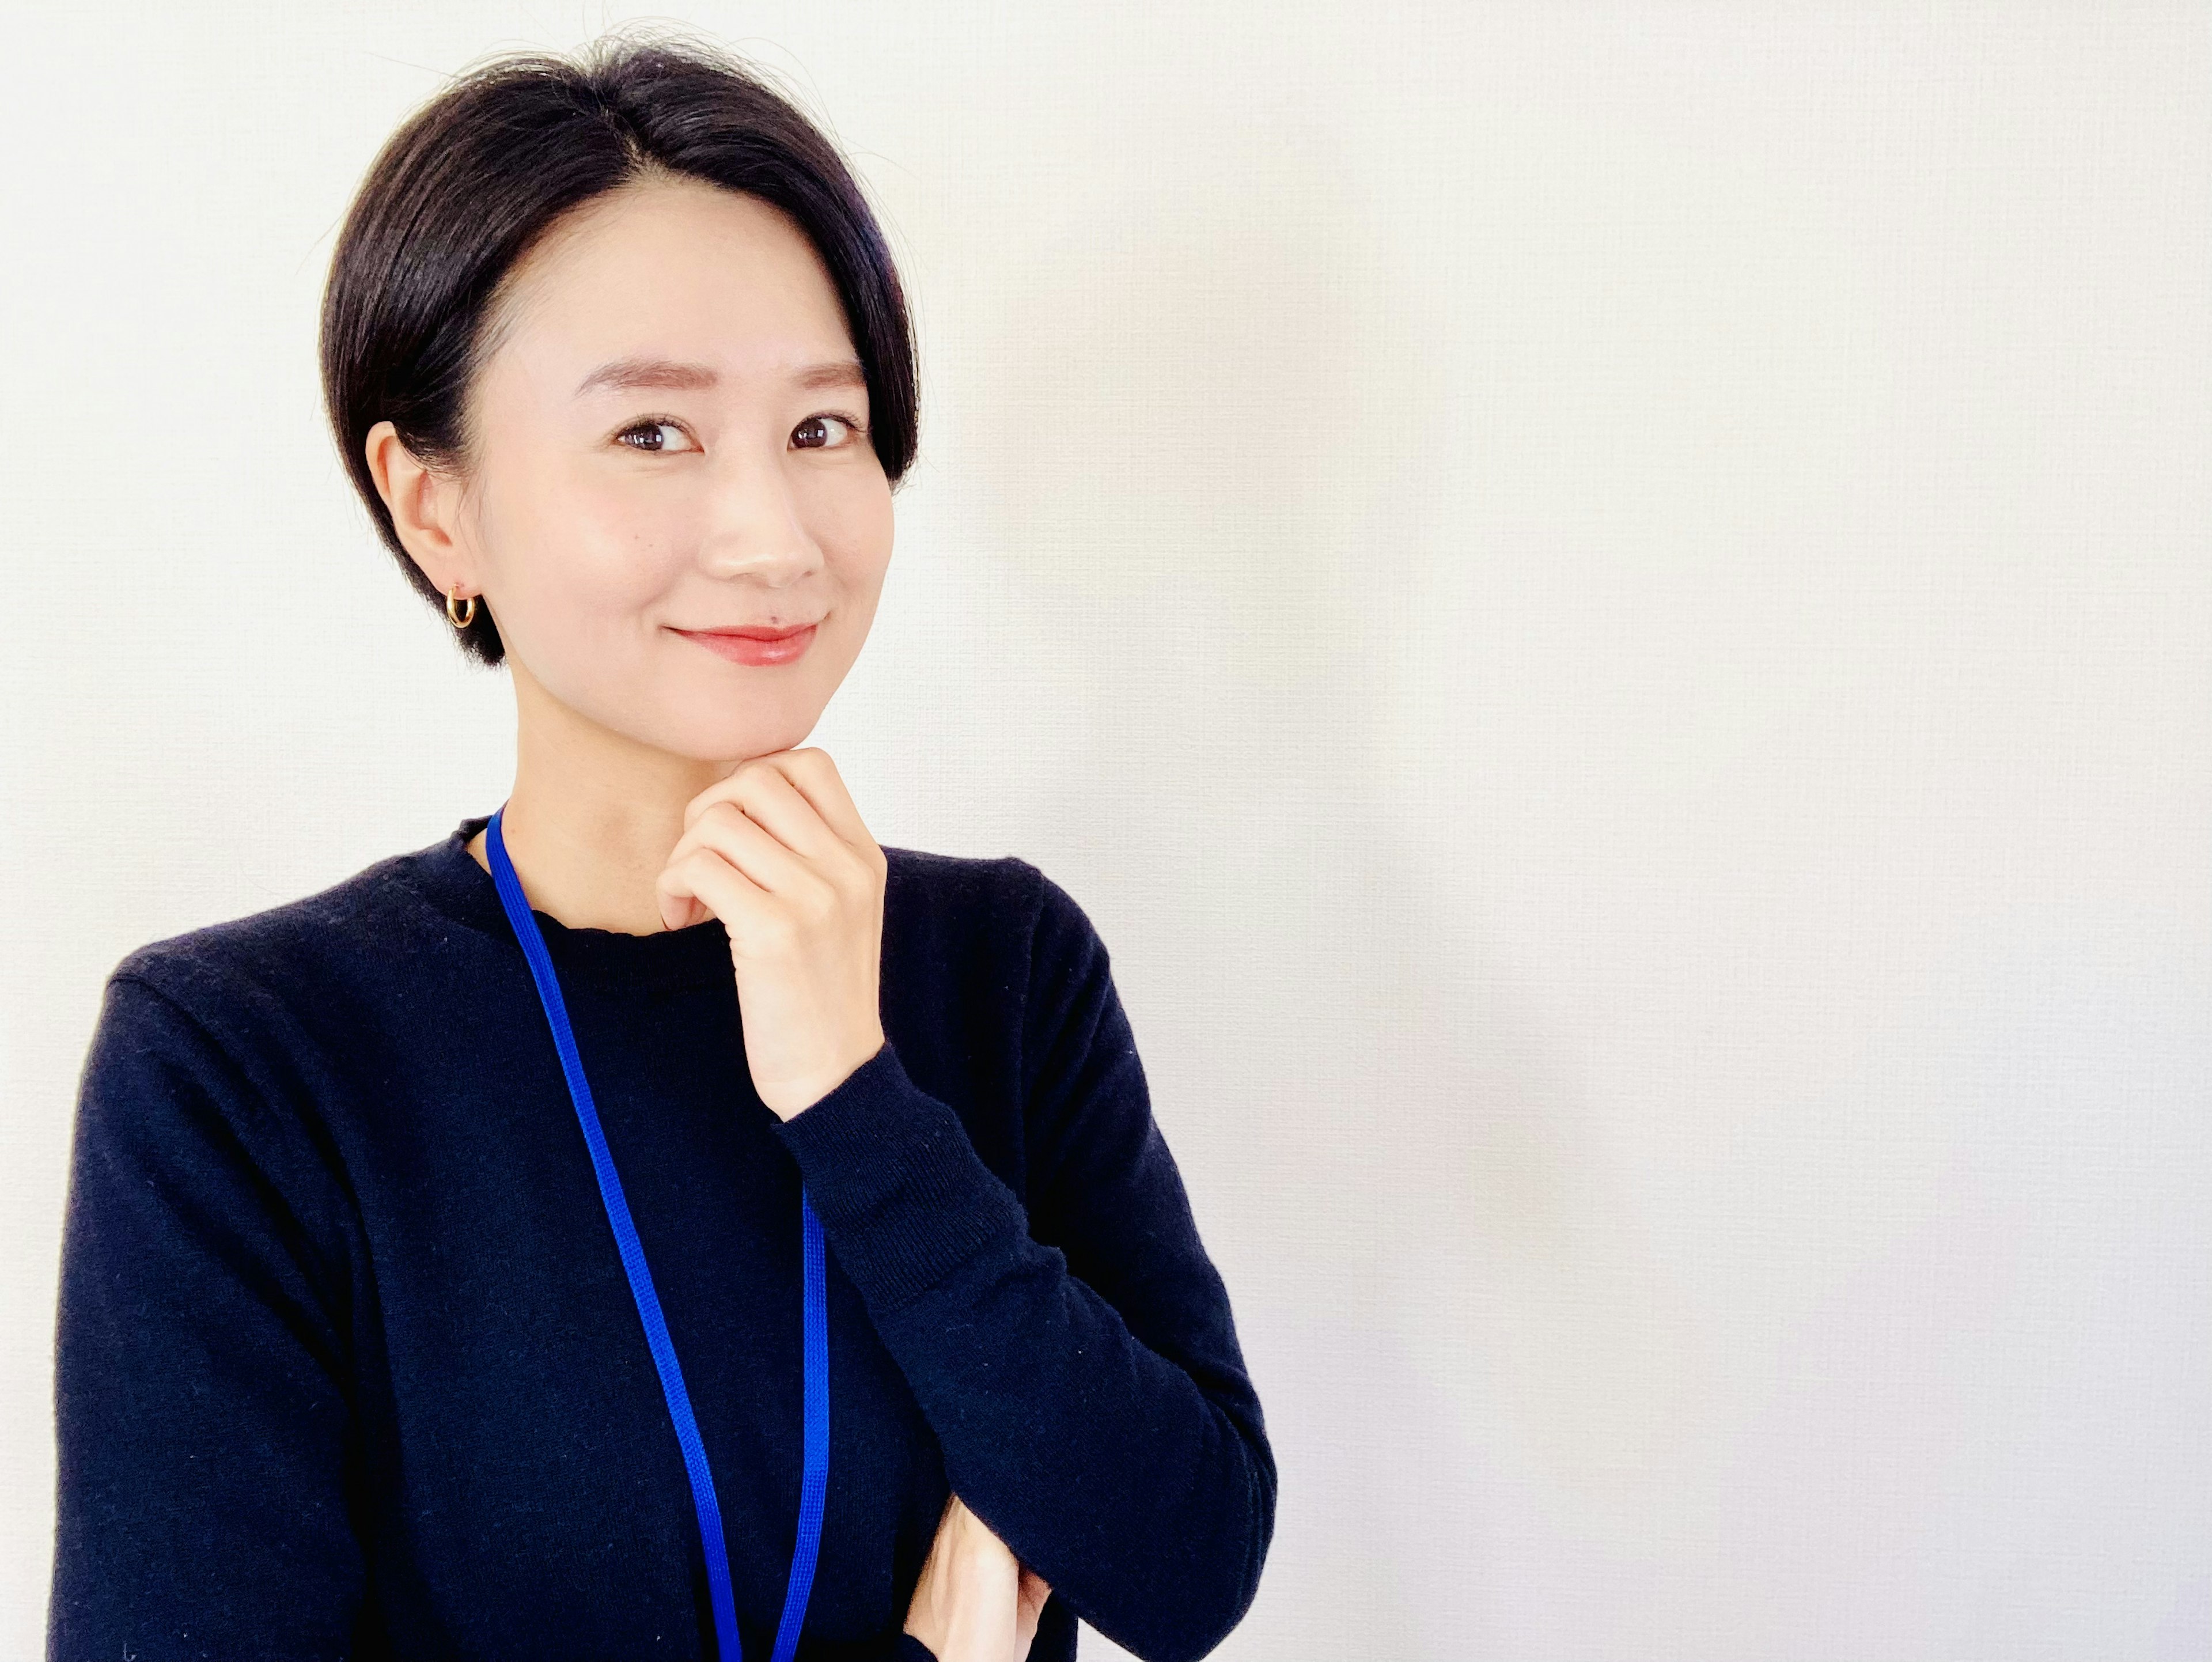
[654,748,888,1120]
[905,1493,1053,1662]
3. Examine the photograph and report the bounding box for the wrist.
[764,1029,887,1121]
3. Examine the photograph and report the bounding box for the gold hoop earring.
[446,585,477,629]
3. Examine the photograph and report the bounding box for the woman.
[48,33,1274,1662]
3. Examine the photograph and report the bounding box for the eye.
[615,419,699,454]
[793,411,868,452]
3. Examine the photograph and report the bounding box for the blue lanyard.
[486,805,828,1661]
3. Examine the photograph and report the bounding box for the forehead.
[482,175,853,381]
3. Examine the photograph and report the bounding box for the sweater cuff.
[769,1038,1031,1312]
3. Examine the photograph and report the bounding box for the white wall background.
[4,3,2207,1658]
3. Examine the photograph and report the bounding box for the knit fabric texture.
[50,813,1274,1661]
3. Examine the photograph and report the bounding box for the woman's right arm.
[49,968,366,1660]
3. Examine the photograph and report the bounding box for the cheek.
[493,461,692,640]
[815,483,896,596]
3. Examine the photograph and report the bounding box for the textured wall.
[3,5,2207,1657]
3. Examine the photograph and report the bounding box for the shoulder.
[77,876,390,1282]
[880,845,1123,1107]
[880,842,1033,911]
[104,842,443,1039]
[880,844,1111,974]
[82,835,480,1181]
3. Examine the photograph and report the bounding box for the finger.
[765,748,879,857]
[1016,1566,1050,1653]
[654,845,774,938]
[736,762,850,865]
[726,764,882,896]
[683,759,853,873]
[949,1496,1021,1576]
[681,760,837,857]
[668,800,827,904]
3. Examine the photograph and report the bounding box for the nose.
[693,440,823,588]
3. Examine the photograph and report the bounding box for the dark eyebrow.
[573,356,867,397]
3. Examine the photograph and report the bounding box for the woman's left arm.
[768,861,1276,1662]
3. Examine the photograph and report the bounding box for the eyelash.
[613,411,870,453]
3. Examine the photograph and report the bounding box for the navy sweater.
[49,813,1273,1661]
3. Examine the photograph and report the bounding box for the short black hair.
[319,30,918,667]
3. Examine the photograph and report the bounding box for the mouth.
[671,621,820,667]
[690,620,819,639]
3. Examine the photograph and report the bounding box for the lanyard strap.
[487,805,828,1661]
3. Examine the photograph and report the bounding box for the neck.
[465,659,741,934]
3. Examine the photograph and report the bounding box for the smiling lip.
[673,622,819,667]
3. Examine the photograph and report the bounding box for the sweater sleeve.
[770,862,1275,1662]
[49,968,366,1661]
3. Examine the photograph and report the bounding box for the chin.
[658,714,823,766]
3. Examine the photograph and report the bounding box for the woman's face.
[431,174,893,762]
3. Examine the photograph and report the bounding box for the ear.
[363,420,479,601]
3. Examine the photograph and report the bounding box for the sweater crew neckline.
[394,812,739,990]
